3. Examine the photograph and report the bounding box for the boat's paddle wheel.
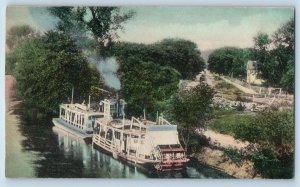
[155,144,187,171]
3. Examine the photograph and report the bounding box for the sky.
[6,6,294,51]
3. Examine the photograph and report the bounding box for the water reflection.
[53,126,146,178]
[12,108,233,178]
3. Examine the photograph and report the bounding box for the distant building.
[246,61,264,85]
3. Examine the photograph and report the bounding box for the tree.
[252,32,275,84]
[12,31,101,114]
[48,7,135,57]
[115,39,205,79]
[167,83,214,152]
[119,56,181,118]
[253,19,295,92]
[6,25,37,50]
[6,25,38,74]
[114,39,205,118]
[208,47,249,78]
[157,38,205,79]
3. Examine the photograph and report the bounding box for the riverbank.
[5,75,37,177]
[194,129,261,179]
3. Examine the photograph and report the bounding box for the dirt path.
[204,70,217,87]
[220,76,257,94]
[203,129,249,150]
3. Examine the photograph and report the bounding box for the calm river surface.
[6,105,233,178]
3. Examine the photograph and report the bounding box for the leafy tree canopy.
[113,39,205,118]
[166,82,215,151]
[119,56,181,118]
[11,31,101,114]
[6,25,40,74]
[253,18,294,92]
[207,47,250,78]
[48,7,135,56]
[6,25,38,50]
[115,38,205,79]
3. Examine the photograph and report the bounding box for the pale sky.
[6,6,294,51]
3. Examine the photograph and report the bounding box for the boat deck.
[96,118,148,136]
[52,118,93,139]
[62,103,104,116]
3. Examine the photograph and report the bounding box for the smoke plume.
[89,57,121,90]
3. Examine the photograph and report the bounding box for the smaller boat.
[52,95,104,140]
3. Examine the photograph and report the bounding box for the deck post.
[71,87,74,104]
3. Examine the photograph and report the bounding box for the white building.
[246,60,264,85]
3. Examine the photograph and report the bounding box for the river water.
[6,105,233,178]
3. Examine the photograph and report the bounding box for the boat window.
[115,132,121,139]
[61,108,65,116]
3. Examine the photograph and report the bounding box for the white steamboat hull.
[92,135,188,171]
[93,137,158,165]
[52,118,93,139]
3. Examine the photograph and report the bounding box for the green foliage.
[224,148,242,166]
[6,25,38,74]
[114,39,205,118]
[253,19,294,93]
[119,57,181,118]
[236,110,294,146]
[210,113,252,136]
[157,38,205,79]
[169,83,214,131]
[6,25,36,50]
[208,47,250,78]
[253,32,271,51]
[12,31,101,114]
[251,147,294,178]
[115,39,205,79]
[214,81,243,99]
[167,83,214,151]
[210,110,294,178]
[186,133,209,153]
[212,110,294,146]
[48,7,135,57]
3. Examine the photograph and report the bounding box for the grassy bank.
[207,109,294,178]
[209,110,254,136]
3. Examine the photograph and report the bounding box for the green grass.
[214,81,244,101]
[215,81,236,90]
[209,111,254,136]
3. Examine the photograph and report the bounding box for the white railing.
[158,117,171,126]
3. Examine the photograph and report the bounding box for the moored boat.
[52,98,104,140]
[92,99,189,171]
